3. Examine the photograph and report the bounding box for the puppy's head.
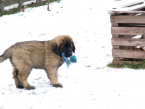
[61,39,75,57]
[52,35,75,57]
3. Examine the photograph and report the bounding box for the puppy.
[0,35,75,90]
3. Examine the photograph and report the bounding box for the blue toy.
[62,52,77,68]
[70,55,77,63]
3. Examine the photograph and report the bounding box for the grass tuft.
[107,60,145,69]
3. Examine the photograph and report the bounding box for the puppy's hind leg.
[16,64,35,90]
[12,67,24,89]
[13,59,35,90]
[18,73,35,90]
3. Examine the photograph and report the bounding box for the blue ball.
[70,55,77,63]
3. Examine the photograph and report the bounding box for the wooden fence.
[0,0,49,13]
[108,0,145,64]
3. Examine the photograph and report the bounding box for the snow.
[0,0,145,109]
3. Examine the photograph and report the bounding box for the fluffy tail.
[0,49,10,63]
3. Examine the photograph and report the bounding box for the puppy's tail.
[0,49,11,63]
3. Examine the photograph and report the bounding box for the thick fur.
[0,35,75,90]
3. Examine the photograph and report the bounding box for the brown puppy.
[0,35,75,90]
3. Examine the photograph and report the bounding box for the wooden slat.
[118,35,134,50]
[111,21,120,62]
[121,1,144,8]
[111,16,145,24]
[113,45,119,49]
[113,61,142,64]
[113,57,120,61]
[117,2,145,12]
[112,49,145,59]
[111,22,118,27]
[112,38,145,46]
[112,35,119,38]
[108,10,145,14]
[112,27,145,35]
[124,3,145,11]
[131,4,145,11]
[109,1,145,14]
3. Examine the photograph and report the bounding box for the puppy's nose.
[69,52,72,56]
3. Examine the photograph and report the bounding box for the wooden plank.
[125,3,145,11]
[113,57,120,61]
[111,20,120,62]
[118,35,134,50]
[116,2,145,12]
[121,1,144,8]
[108,10,145,14]
[112,35,119,38]
[113,60,142,64]
[112,27,145,35]
[131,4,145,11]
[113,45,119,49]
[111,22,118,27]
[112,49,145,59]
[112,38,145,46]
[111,16,145,24]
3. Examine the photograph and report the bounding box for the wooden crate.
[108,0,145,64]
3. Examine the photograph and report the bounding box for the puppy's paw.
[25,85,36,90]
[53,83,63,88]
[16,82,24,89]
[17,85,24,89]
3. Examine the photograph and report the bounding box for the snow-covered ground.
[0,0,145,109]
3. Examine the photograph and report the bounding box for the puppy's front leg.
[45,67,63,88]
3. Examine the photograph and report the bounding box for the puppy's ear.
[51,44,62,57]
[72,42,75,53]
[58,43,63,56]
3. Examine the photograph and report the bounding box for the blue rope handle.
[62,52,77,68]
[62,52,71,67]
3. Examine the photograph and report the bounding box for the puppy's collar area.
[62,52,77,68]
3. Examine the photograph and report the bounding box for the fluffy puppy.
[0,35,75,90]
